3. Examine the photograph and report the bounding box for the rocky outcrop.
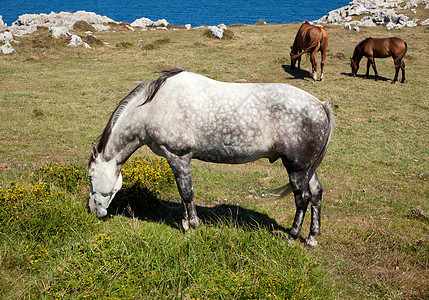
[314,0,428,29]
[130,17,169,28]
[204,24,229,39]
[8,11,115,36]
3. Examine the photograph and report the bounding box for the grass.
[0,6,428,298]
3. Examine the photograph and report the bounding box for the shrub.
[32,162,87,193]
[73,20,96,32]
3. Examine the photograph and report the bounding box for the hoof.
[391,81,396,84]
[189,216,200,228]
[181,216,200,231]
[287,234,298,244]
[181,219,190,231]
[305,236,318,248]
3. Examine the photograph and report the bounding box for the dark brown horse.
[350,37,407,83]
[290,21,329,82]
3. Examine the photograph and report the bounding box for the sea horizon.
[0,0,349,27]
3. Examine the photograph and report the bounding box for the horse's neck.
[103,111,145,165]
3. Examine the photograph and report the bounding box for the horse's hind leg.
[392,65,400,84]
[320,54,326,81]
[287,170,311,242]
[310,49,319,82]
[163,150,199,231]
[401,60,406,83]
[306,172,323,248]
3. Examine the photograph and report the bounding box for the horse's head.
[350,57,359,76]
[290,46,298,69]
[88,144,123,218]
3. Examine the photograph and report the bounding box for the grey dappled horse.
[88,68,334,247]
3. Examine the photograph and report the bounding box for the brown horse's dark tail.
[290,30,323,60]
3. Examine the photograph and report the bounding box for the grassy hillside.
[0,17,428,299]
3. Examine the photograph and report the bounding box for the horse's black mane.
[92,67,185,159]
[353,37,372,59]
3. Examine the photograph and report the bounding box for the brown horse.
[290,21,329,82]
[350,37,407,84]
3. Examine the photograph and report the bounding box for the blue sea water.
[0,0,348,27]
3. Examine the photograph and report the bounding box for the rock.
[218,23,228,31]
[185,24,191,30]
[0,41,14,54]
[9,11,114,36]
[0,15,7,30]
[68,34,91,48]
[125,25,135,31]
[344,23,352,30]
[0,31,15,43]
[153,19,168,27]
[353,26,360,32]
[130,17,169,28]
[406,18,419,27]
[50,26,70,38]
[206,25,224,39]
[313,0,419,29]
[421,18,429,25]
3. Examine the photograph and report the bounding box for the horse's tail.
[290,30,323,60]
[267,101,335,198]
[398,40,408,62]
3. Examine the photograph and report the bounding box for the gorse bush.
[33,162,87,192]
[121,156,175,194]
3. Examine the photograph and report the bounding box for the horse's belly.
[193,145,273,164]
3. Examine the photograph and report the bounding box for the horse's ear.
[92,143,99,159]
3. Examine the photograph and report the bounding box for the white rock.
[68,34,91,48]
[131,17,169,28]
[131,17,153,27]
[206,25,223,39]
[344,23,352,30]
[0,15,7,30]
[0,31,14,43]
[125,25,135,31]
[153,19,169,27]
[353,26,360,32]
[185,24,191,30]
[421,18,429,25]
[50,26,70,38]
[10,11,115,36]
[0,41,14,54]
[218,23,228,30]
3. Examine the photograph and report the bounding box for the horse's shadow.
[282,64,313,81]
[107,188,290,235]
[341,72,391,82]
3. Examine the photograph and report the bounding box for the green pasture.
[0,16,428,299]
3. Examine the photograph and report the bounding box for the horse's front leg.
[163,150,199,231]
[364,59,371,79]
[370,58,379,81]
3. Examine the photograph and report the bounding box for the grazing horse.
[290,21,329,82]
[88,68,335,247]
[350,37,407,83]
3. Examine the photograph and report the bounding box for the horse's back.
[147,72,330,166]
